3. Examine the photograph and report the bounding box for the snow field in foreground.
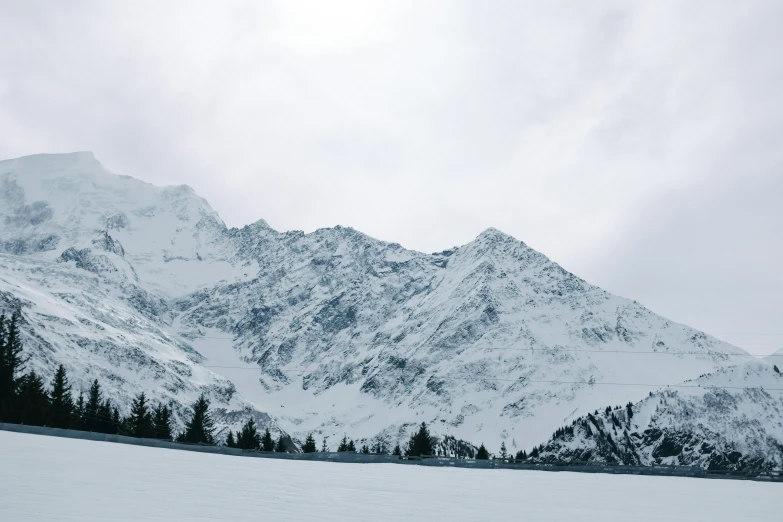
[0,431,779,522]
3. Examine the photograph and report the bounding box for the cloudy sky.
[1,0,781,355]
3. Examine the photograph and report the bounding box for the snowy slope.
[766,348,783,365]
[0,152,253,295]
[0,152,755,450]
[2,431,780,522]
[176,224,751,450]
[0,254,277,432]
[531,360,783,470]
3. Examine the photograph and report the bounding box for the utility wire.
[179,336,782,357]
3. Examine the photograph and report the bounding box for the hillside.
[529,360,783,470]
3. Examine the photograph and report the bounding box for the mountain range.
[1,151,774,461]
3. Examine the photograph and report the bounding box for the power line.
[484,379,783,391]
[181,336,781,357]
[199,367,783,391]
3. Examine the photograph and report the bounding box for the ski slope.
[0,431,778,521]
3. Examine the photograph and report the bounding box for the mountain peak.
[475,227,525,246]
[0,150,102,176]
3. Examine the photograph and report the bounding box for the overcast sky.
[1,0,781,355]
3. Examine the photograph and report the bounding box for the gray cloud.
[1,0,781,353]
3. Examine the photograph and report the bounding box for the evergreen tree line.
[224,418,288,452]
[0,313,218,444]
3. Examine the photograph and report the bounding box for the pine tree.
[73,392,85,430]
[84,379,103,432]
[529,446,539,458]
[152,403,173,440]
[302,433,317,453]
[226,430,236,448]
[476,444,489,460]
[181,394,215,444]
[16,371,49,426]
[337,435,349,452]
[128,392,155,438]
[0,313,26,422]
[110,406,121,434]
[321,438,329,452]
[236,417,261,450]
[261,428,275,451]
[275,434,286,452]
[49,364,74,429]
[626,402,634,420]
[392,444,402,456]
[96,399,114,434]
[361,444,370,454]
[500,441,508,459]
[347,439,356,452]
[406,422,435,457]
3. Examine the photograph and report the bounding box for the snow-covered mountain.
[529,360,783,470]
[0,152,755,451]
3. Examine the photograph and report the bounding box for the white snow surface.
[1,431,779,522]
[0,152,758,451]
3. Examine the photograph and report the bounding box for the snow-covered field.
[1,431,779,521]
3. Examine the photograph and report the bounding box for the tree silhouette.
[49,364,74,429]
[406,422,435,457]
[0,313,26,422]
[476,444,489,460]
[16,371,48,426]
[275,434,287,452]
[153,403,173,440]
[261,428,275,451]
[128,392,155,438]
[73,393,85,430]
[179,394,215,444]
[302,433,317,453]
[337,435,350,452]
[236,418,261,450]
[84,379,103,432]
